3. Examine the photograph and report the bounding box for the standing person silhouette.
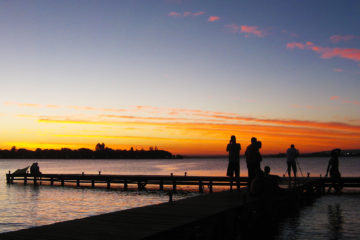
[286,144,299,184]
[325,149,343,193]
[226,135,241,178]
[245,137,262,188]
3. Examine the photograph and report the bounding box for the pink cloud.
[286,41,360,62]
[240,25,265,37]
[168,12,181,17]
[330,96,360,105]
[330,35,358,43]
[287,42,305,49]
[169,11,205,17]
[192,11,206,16]
[333,68,343,72]
[208,16,220,22]
[225,24,266,37]
[281,30,298,37]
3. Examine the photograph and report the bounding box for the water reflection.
[327,204,343,240]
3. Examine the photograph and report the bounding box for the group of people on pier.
[226,135,343,194]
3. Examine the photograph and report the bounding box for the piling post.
[33,176,37,185]
[50,177,54,185]
[159,179,164,191]
[61,177,64,186]
[77,178,80,187]
[199,181,204,193]
[107,179,111,189]
[91,179,95,188]
[168,191,173,203]
[229,180,233,192]
[124,179,128,191]
[209,180,213,193]
[172,180,177,192]
[6,171,10,184]
[24,175,27,185]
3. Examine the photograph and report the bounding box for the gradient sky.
[1,0,360,155]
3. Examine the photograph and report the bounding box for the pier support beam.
[209,180,213,193]
[24,175,27,185]
[124,179,128,191]
[107,179,111,189]
[172,181,177,192]
[91,180,95,188]
[61,178,64,186]
[77,179,80,187]
[199,181,204,193]
[50,178,54,186]
[159,180,164,191]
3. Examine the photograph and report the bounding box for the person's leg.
[292,162,297,180]
[287,162,291,178]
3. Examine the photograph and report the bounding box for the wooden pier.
[6,172,360,192]
[6,172,249,192]
[2,172,360,239]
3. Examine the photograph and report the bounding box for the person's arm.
[226,144,230,152]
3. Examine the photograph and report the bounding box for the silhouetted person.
[226,135,241,178]
[286,144,299,182]
[30,162,41,176]
[325,149,343,193]
[245,137,262,188]
[264,166,281,188]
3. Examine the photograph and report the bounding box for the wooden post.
[6,171,10,184]
[159,179,164,191]
[209,180,213,193]
[230,180,233,192]
[77,178,80,187]
[61,177,64,186]
[24,175,27,185]
[107,179,111,189]
[172,180,177,192]
[124,179,128,191]
[11,174,14,184]
[33,176,37,185]
[50,177,54,185]
[91,179,95,188]
[199,181,204,193]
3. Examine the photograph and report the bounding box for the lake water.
[0,157,359,238]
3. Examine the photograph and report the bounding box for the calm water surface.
[0,157,359,238]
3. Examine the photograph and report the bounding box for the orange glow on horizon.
[1,103,360,155]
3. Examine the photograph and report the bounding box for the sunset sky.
[1,0,360,155]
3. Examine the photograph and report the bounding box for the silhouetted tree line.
[0,143,183,159]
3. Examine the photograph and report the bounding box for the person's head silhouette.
[251,137,257,144]
[230,135,236,144]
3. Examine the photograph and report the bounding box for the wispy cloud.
[168,11,205,17]
[281,30,298,37]
[287,41,360,62]
[333,68,344,72]
[330,96,360,105]
[208,16,220,22]
[225,24,266,37]
[330,35,358,43]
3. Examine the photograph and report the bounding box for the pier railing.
[6,173,249,192]
[6,172,360,193]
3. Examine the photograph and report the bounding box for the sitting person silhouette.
[30,162,41,176]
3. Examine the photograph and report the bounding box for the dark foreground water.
[0,157,359,239]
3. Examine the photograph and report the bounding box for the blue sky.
[1,0,359,153]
